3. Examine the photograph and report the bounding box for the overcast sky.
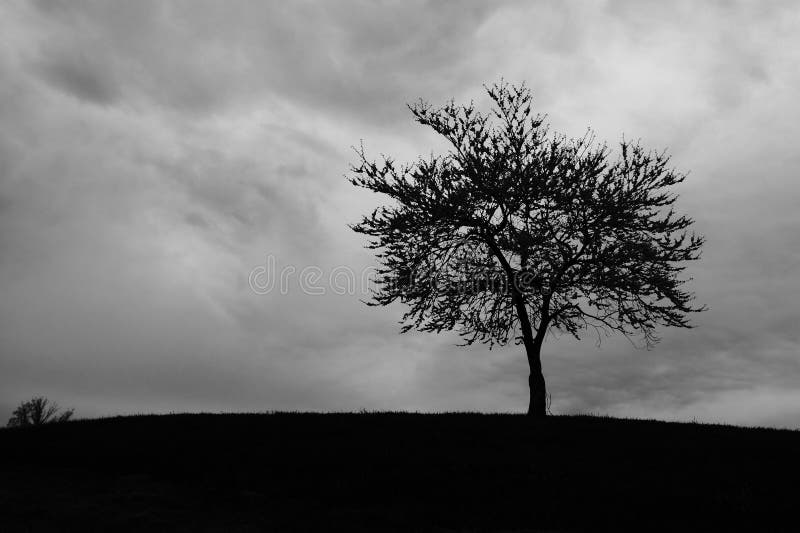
[1,0,799,428]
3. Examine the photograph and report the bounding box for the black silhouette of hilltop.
[0,412,797,531]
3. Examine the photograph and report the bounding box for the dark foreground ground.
[0,412,798,532]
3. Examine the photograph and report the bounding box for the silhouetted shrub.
[6,396,74,427]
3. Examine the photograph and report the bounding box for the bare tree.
[7,397,74,427]
[349,81,705,417]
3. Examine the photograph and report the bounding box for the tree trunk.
[513,296,548,418]
[481,235,550,417]
[527,341,547,418]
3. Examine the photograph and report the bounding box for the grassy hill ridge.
[1,412,797,531]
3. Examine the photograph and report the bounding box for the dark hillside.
[0,413,797,531]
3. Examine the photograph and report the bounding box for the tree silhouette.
[7,397,74,427]
[349,81,705,417]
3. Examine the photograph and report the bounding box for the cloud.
[34,51,121,105]
[21,0,497,122]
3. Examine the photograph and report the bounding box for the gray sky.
[1,0,799,428]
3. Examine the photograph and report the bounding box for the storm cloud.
[1,0,799,427]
